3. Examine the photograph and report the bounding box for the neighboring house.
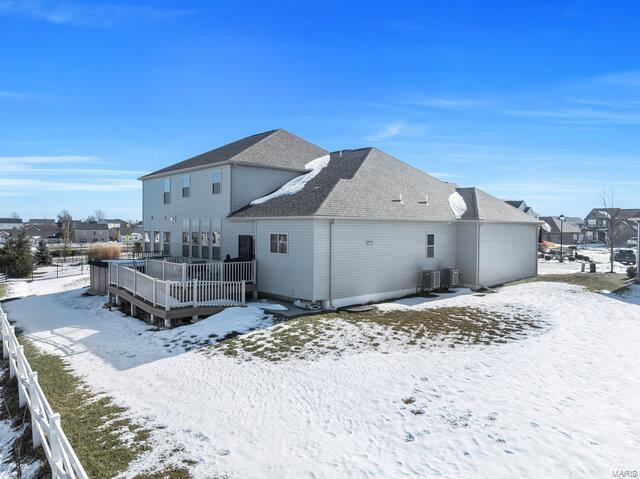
[583,208,640,245]
[0,218,22,230]
[22,224,61,244]
[564,216,584,229]
[141,129,540,307]
[117,224,143,244]
[26,218,56,226]
[504,200,538,218]
[539,216,583,245]
[73,222,110,243]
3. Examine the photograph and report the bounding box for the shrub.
[87,243,121,261]
[34,239,53,265]
[0,230,34,278]
[627,266,637,279]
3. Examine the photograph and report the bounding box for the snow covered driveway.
[3,280,640,478]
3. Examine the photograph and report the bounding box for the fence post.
[116,264,120,287]
[165,281,170,311]
[241,281,246,305]
[17,346,27,407]
[8,327,16,379]
[162,261,166,280]
[220,262,225,282]
[182,263,186,282]
[134,270,137,295]
[49,413,63,474]
[57,264,59,278]
[152,278,157,306]
[28,371,43,448]
[193,279,198,307]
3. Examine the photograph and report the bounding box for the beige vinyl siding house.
[140,129,541,308]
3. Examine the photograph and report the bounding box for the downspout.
[329,218,336,308]
[475,222,481,288]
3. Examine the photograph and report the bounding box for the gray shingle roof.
[74,222,109,231]
[539,216,582,234]
[140,129,328,179]
[231,148,539,223]
[457,188,539,223]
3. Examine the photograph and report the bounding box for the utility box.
[442,268,460,287]
[422,270,441,290]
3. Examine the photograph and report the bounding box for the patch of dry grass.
[213,306,546,362]
[511,272,629,292]
[87,243,121,261]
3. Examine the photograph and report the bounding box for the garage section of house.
[230,146,541,306]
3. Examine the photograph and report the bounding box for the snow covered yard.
[1,278,640,477]
[538,245,634,275]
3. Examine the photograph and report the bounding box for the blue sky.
[1,0,639,221]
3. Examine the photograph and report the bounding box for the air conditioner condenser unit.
[441,268,460,287]
[421,269,441,290]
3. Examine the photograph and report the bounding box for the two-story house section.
[139,129,328,259]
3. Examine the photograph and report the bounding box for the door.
[238,235,254,260]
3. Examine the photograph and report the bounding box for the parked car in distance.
[614,249,637,265]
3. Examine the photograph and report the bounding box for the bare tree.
[10,211,20,219]
[86,214,97,222]
[599,189,622,273]
[56,209,74,257]
[94,209,106,221]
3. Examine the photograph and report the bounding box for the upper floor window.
[426,233,435,258]
[212,169,222,195]
[587,219,597,227]
[270,233,288,254]
[182,175,191,197]
[163,178,171,204]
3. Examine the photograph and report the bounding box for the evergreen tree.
[0,230,34,278]
[34,239,52,266]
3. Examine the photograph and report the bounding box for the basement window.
[270,233,288,254]
[426,233,435,258]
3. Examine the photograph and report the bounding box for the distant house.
[584,208,640,245]
[26,218,56,225]
[73,222,110,243]
[140,129,540,307]
[23,223,61,244]
[0,218,22,230]
[539,216,583,245]
[504,200,538,218]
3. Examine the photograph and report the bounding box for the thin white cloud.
[503,107,640,124]
[428,172,459,179]
[365,121,427,141]
[410,96,493,109]
[0,0,194,27]
[0,154,102,166]
[0,178,140,192]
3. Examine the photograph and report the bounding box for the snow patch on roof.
[250,155,331,205]
[448,191,467,219]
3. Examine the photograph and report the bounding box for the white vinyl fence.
[0,306,88,479]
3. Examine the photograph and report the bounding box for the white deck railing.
[108,263,247,309]
[145,259,256,284]
[1,306,88,479]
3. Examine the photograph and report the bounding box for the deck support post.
[164,317,172,328]
[192,315,198,321]
[149,314,156,325]
[115,295,121,306]
[193,279,198,307]
[131,302,137,316]
[252,290,258,301]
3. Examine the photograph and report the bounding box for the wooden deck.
[106,259,258,327]
[107,283,258,326]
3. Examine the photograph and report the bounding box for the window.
[182,219,189,257]
[163,231,171,256]
[270,233,288,254]
[426,233,435,258]
[182,175,191,197]
[153,231,161,252]
[212,169,222,195]
[201,219,210,259]
[587,219,597,227]
[163,178,171,204]
[144,230,150,253]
